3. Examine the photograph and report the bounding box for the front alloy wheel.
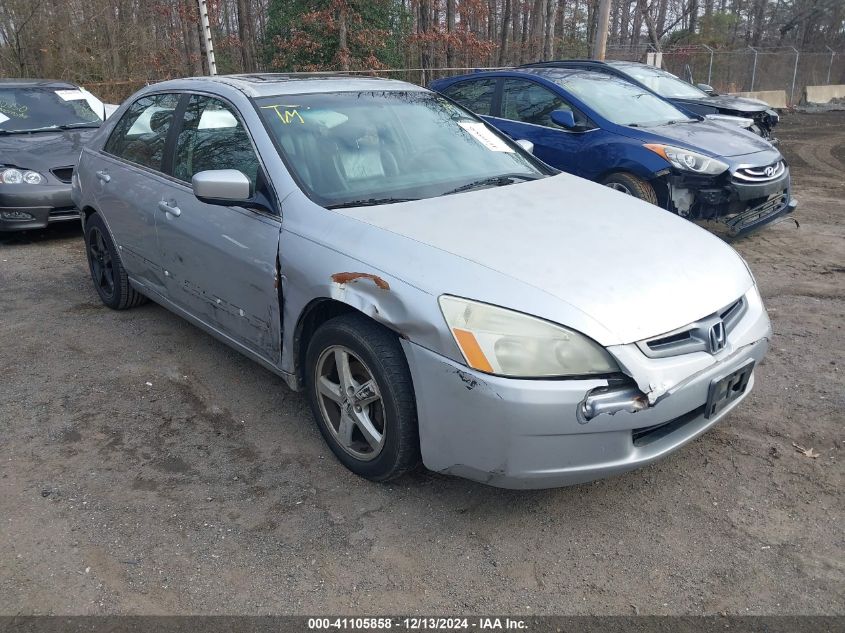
[305,313,420,482]
[314,345,386,461]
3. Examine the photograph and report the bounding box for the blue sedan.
[431,68,796,235]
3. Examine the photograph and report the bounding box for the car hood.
[336,174,753,345]
[675,94,773,114]
[621,119,776,158]
[0,128,97,170]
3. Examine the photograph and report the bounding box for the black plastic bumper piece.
[724,195,798,237]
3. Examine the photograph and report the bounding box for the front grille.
[733,160,785,183]
[637,297,747,359]
[50,167,74,183]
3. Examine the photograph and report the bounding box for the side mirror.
[697,83,716,95]
[192,169,251,204]
[551,109,576,129]
[515,139,534,154]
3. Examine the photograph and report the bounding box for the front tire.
[602,172,659,205]
[84,213,147,310]
[305,313,420,482]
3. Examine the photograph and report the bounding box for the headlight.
[1,168,45,185]
[439,296,619,378]
[644,144,728,175]
[706,114,754,129]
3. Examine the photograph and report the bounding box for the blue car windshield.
[255,90,544,208]
[615,65,709,99]
[0,88,102,132]
[555,74,694,127]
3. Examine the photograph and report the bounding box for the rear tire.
[305,313,420,482]
[602,172,659,205]
[84,213,147,310]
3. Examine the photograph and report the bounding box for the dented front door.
[156,194,282,361]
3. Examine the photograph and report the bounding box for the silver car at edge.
[72,74,772,489]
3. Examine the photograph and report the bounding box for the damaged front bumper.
[666,163,796,236]
[402,289,771,489]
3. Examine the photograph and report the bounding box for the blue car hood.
[617,119,777,159]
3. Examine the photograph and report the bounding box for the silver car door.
[155,93,282,363]
[93,93,181,294]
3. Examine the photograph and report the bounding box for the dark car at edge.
[1,79,107,232]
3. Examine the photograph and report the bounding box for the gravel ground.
[1,111,842,616]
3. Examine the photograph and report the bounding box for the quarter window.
[172,95,260,190]
[104,93,179,171]
[442,79,497,116]
[501,79,588,129]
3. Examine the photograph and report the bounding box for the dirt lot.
[1,112,842,616]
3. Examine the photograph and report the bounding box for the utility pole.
[197,0,217,76]
[592,0,612,60]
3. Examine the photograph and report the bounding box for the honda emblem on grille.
[708,321,727,353]
[765,165,775,177]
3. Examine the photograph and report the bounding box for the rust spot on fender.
[331,272,390,291]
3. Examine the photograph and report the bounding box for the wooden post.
[592,0,612,60]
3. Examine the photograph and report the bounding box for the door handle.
[95,170,110,183]
[158,200,181,217]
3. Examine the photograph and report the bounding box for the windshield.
[255,91,545,208]
[615,65,708,99]
[0,87,102,132]
[555,74,693,127]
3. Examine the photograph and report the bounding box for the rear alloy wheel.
[84,213,147,310]
[602,172,659,205]
[305,314,420,482]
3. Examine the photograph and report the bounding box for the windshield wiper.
[441,173,539,196]
[325,197,419,209]
[0,123,99,135]
[56,123,100,129]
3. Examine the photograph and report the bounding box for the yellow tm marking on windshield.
[260,104,305,124]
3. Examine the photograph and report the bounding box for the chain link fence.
[600,44,844,105]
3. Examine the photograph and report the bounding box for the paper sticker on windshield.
[55,89,86,101]
[458,121,513,152]
[0,112,8,124]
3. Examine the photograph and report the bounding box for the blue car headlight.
[644,144,729,176]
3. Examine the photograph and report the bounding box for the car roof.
[0,78,80,89]
[439,66,601,82]
[521,59,654,70]
[146,73,427,98]
[515,66,600,80]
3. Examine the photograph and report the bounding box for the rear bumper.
[402,335,769,490]
[0,185,77,231]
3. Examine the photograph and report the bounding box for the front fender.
[277,224,458,384]
[588,142,670,183]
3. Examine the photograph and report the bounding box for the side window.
[172,95,260,191]
[442,79,497,116]
[104,93,179,171]
[501,79,589,129]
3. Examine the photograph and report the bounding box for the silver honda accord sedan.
[72,74,772,489]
